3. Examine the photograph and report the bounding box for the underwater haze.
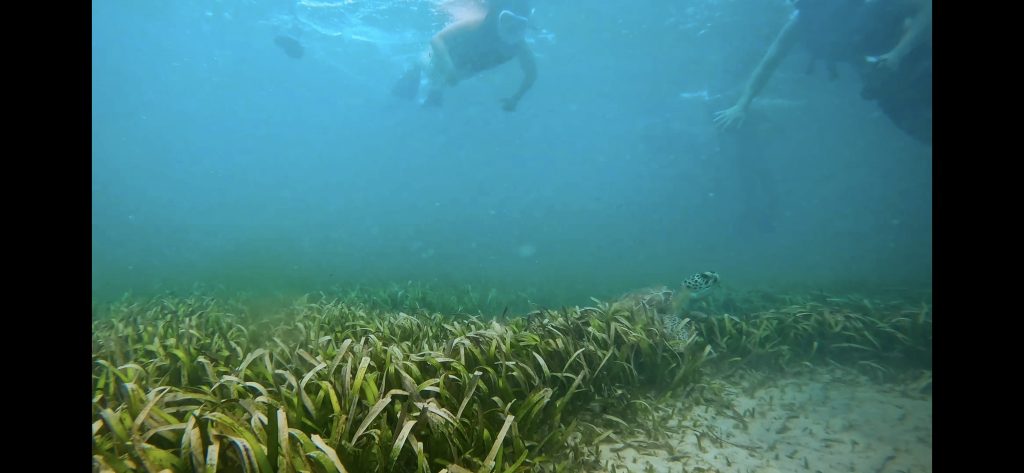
[92,0,932,308]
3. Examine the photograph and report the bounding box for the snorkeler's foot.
[391,65,422,100]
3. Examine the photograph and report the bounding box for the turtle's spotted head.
[683,271,720,298]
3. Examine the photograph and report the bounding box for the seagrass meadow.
[92,1,934,469]
[92,284,932,473]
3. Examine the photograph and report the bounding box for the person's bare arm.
[714,12,801,130]
[502,46,537,111]
[874,0,931,70]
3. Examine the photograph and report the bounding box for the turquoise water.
[92,0,931,305]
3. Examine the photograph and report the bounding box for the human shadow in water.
[705,98,781,237]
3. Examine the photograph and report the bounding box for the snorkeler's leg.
[391,65,423,100]
[392,51,432,100]
[422,53,446,107]
[391,65,422,100]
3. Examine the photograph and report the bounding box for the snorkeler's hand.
[872,50,903,71]
[713,105,746,131]
[501,97,519,112]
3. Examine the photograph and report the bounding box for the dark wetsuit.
[795,0,931,145]
[445,14,523,75]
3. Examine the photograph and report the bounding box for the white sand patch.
[592,368,931,473]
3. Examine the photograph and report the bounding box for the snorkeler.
[392,0,537,111]
[713,0,931,145]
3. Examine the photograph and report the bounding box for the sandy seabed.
[594,368,931,473]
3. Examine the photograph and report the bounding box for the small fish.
[274,35,304,59]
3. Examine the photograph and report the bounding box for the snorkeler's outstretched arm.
[874,0,931,71]
[714,13,801,130]
[501,46,537,112]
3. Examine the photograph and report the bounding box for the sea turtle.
[669,271,721,314]
[662,313,704,352]
[661,271,721,350]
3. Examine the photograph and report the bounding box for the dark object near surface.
[391,66,422,100]
[861,44,932,146]
[274,35,304,59]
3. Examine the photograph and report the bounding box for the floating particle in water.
[517,244,536,258]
